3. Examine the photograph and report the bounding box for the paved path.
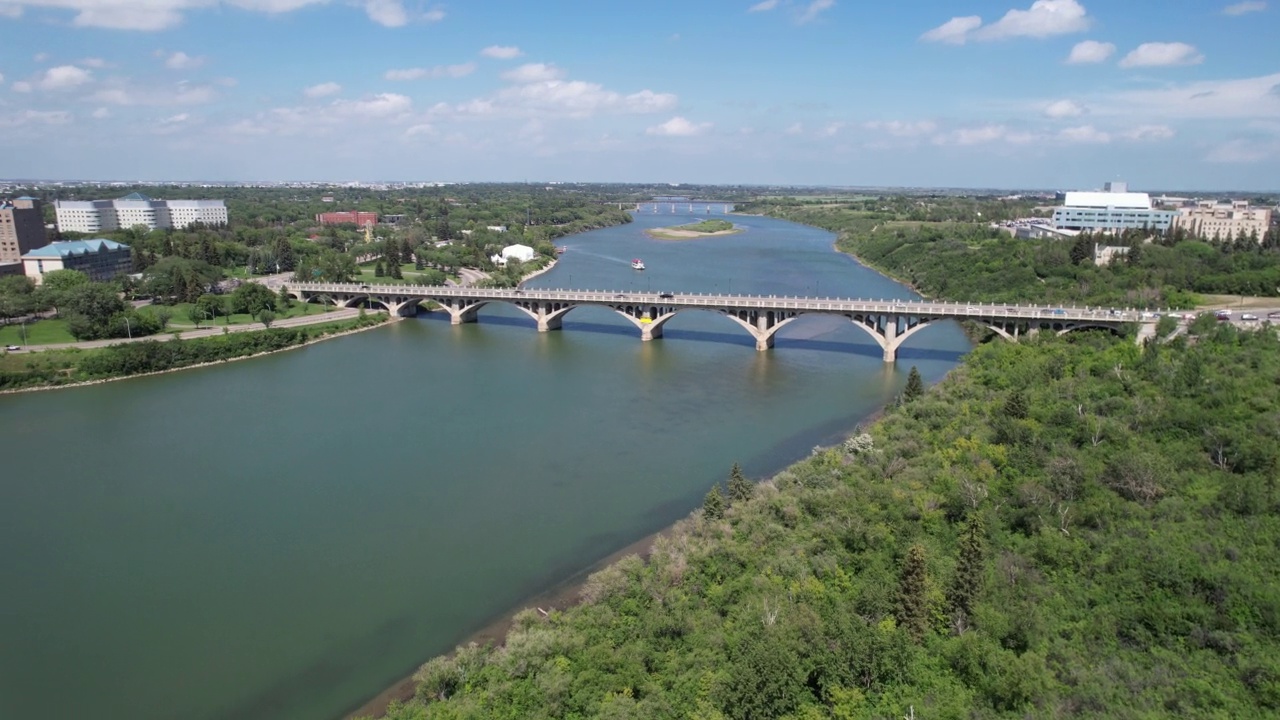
[5,308,369,354]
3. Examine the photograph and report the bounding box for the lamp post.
[124,317,132,340]
[20,321,27,347]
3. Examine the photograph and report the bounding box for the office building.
[22,239,133,284]
[1174,201,1272,242]
[55,194,228,234]
[316,211,378,227]
[0,196,49,264]
[1051,182,1176,233]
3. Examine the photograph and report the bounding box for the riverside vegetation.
[367,195,1280,719]
[374,322,1280,720]
[0,312,386,390]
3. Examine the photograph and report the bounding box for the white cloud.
[1122,124,1174,141]
[0,0,424,31]
[480,45,522,59]
[80,57,107,68]
[922,0,1089,44]
[1058,124,1110,143]
[164,51,204,70]
[331,93,411,118]
[1096,73,1280,119]
[481,81,676,119]
[304,82,341,98]
[1066,40,1115,64]
[784,122,804,135]
[646,116,711,136]
[89,81,217,105]
[159,112,189,124]
[0,109,72,127]
[921,16,982,43]
[0,72,4,85]
[797,0,834,24]
[364,0,406,27]
[1119,42,1204,68]
[385,63,475,81]
[12,81,32,92]
[1043,99,1086,118]
[38,64,92,90]
[1206,138,1278,163]
[501,63,565,84]
[864,119,938,136]
[1223,1,1266,15]
[404,123,436,137]
[748,0,777,11]
[33,52,49,62]
[91,107,110,118]
[933,124,1010,145]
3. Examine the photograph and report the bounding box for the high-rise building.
[1174,201,1272,242]
[0,196,49,264]
[55,193,228,234]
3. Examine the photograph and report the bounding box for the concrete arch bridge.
[288,282,1154,363]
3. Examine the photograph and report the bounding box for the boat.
[555,246,566,255]
[631,258,646,270]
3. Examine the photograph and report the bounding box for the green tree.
[278,285,292,309]
[1069,235,1094,266]
[40,268,90,294]
[703,485,725,521]
[727,463,753,502]
[389,261,403,279]
[257,309,275,328]
[897,543,928,642]
[375,260,386,277]
[195,293,223,324]
[903,366,924,403]
[950,514,986,622]
[1003,389,1029,419]
[230,282,278,316]
[186,302,205,328]
[153,306,173,330]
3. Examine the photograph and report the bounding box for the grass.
[1195,294,1280,310]
[354,263,453,285]
[0,319,76,346]
[144,301,332,330]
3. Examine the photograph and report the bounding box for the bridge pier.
[536,305,563,332]
[641,323,663,342]
[882,318,899,363]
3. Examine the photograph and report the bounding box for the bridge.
[287,282,1156,363]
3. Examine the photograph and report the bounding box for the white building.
[55,193,228,233]
[1051,182,1176,233]
[1174,201,1271,242]
[489,243,536,266]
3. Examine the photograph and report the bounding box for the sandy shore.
[517,258,558,285]
[645,225,743,241]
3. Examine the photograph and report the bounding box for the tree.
[703,485,725,521]
[153,306,173,330]
[1003,389,1029,419]
[950,514,986,622]
[230,282,278,316]
[903,366,924,403]
[195,293,223,323]
[1069,235,1094,266]
[273,238,296,272]
[187,302,205,328]
[257,309,275,328]
[728,463,753,503]
[40,269,90,294]
[278,285,293,309]
[897,544,928,642]
[375,260,386,278]
[389,260,403,279]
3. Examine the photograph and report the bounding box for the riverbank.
[0,313,391,394]
[517,257,558,285]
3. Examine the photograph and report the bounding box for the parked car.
[5,345,20,351]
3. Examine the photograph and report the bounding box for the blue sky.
[1,0,1277,189]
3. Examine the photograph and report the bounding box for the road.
[4,308,369,354]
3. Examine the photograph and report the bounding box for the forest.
[371,320,1280,720]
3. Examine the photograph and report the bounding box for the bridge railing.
[289,282,1160,323]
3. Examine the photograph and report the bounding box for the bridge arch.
[1056,323,1126,338]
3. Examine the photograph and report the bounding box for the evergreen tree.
[1003,389,1029,419]
[415,253,425,271]
[702,485,725,521]
[277,285,292,309]
[1069,235,1093,266]
[727,463,753,503]
[897,543,929,642]
[390,261,403,279]
[903,366,924,403]
[274,238,296,272]
[375,261,385,277]
[950,514,986,621]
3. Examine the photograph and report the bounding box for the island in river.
[645,218,742,240]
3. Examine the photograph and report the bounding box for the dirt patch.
[645,226,743,241]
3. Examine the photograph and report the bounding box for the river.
[0,209,972,720]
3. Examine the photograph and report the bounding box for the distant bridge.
[287,283,1155,363]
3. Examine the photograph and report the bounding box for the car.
[659,292,675,299]
[965,306,981,313]
[5,345,19,351]
[614,293,627,299]
[359,284,370,290]
[1051,308,1067,316]
[1269,311,1280,320]
[1241,313,1259,321]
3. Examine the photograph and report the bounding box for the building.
[54,194,227,233]
[1174,201,1272,242]
[1051,182,1176,233]
[1013,223,1079,240]
[0,196,49,264]
[316,211,378,227]
[490,243,536,266]
[22,239,132,284]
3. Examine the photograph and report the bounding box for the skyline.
[1,1,1278,190]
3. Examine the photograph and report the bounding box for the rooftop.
[1061,191,1155,210]
[23,238,129,259]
